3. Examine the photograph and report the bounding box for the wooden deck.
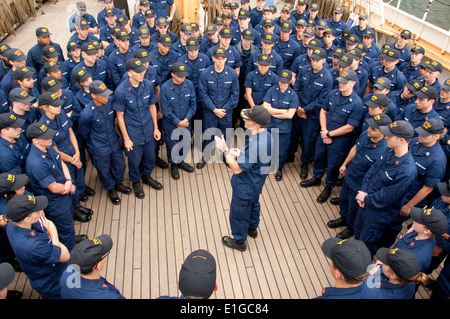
[1,0,438,300]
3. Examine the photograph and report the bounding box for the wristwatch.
[66,179,73,184]
[326,131,331,138]
[223,149,229,155]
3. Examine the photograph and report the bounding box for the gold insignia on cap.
[389,248,399,255]
[27,195,35,204]
[7,174,15,183]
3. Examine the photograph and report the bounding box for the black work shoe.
[196,157,206,169]
[156,156,168,169]
[247,228,258,238]
[285,153,295,163]
[222,236,247,252]
[327,216,347,229]
[300,177,321,188]
[115,183,132,194]
[142,175,163,190]
[78,194,89,202]
[300,164,309,180]
[336,177,344,187]
[330,197,339,205]
[171,164,180,180]
[178,161,194,173]
[336,227,354,239]
[74,208,91,222]
[275,168,283,181]
[317,186,332,203]
[75,204,93,215]
[108,188,121,205]
[84,185,96,196]
[133,182,145,199]
[75,234,88,244]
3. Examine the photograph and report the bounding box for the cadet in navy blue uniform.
[315,237,377,299]
[150,17,178,44]
[291,0,309,22]
[231,9,260,48]
[160,62,196,180]
[207,27,243,76]
[247,32,283,78]
[96,0,123,29]
[69,2,99,34]
[327,114,390,239]
[1,49,38,98]
[394,207,449,273]
[172,23,193,57]
[78,81,131,205]
[71,41,111,92]
[262,70,297,181]
[369,247,429,299]
[99,9,118,48]
[350,13,373,41]
[289,47,333,178]
[244,54,278,109]
[37,92,93,221]
[399,45,424,82]
[116,14,140,47]
[176,37,211,122]
[5,194,70,299]
[25,122,77,251]
[114,58,162,199]
[354,120,417,257]
[66,18,99,54]
[389,79,421,114]
[197,47,239,168]
[27,27,64,74]
[149,0,176,22]
[148,34,180,85]
[0,113,29,175]
[367,48,406,94]
[423,60,442,92]
[301,69,364,204]
[199,24,220,55]
[130,27,154,55]
[60,234,125,299]
[217,106,272,251]
[13,67,40,103]
[389,29,412,65]
[9,88,38,139]
[108,30,134,88]
[396,85,441,135]
[273,20,300,70]
[325,5,346,37]
[133,0,150,29]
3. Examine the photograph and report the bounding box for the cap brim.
[409,207,424,224]
[414,126,432,137]
[381,54,397,62]
[365,117,378,129]
[11,173,27,190]
[174,70,189,77]
[379,125,394,136]
[8,118,26,128]
[37,127,56,140]
[45,81,63,93]
[438,182,450,197]
[97,234,113,255]
[321,237,341,259]
[375,247,391,265]
[336,76,351,83]
[34,195,48,211]
[97,89,113,98]
[130,65,147,73]
[310,53,325,61]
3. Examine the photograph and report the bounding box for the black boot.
[275,168,283,181]
[336,227,354,239]
[108,188,121,205]
[170,164,180,180]
[222,236,247,252]
[327,216,347,228]
[300,163,308,180]
[317,186,332,203]
[300,177,321,188]
[133,182,145,199]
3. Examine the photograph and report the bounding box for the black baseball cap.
[415,118,445,137]
[0,263,15,291]
[180,23,193,35]
[133,48,151,63]
[205,24,217,35]
[213,47,227,58]
[321,237,372,279]
[336,69,357,83]
[379,120,414,140]
[0,113,25,130]
[310,47,326,60]
[307,38,323,49]
[365,93,389,109]
[414,85,439,100]
[0,173,27,195]
[373,77,391,90]
[89,80,113,97]
[278,69,292,83]
[138,27,150,38]
[186,37,199,51]
[219,27,233,38]
[410,207,448,236]
[117,14,129,27]
[81,41,98,55]
[262,32,275,44]
[36,27,52,37]
[178,249,216,298]
[257,53,272,66]
[426,60,443,73]
[400,29,412,39]
[5,194,48,222]
[280,20,294,32]
[74,68,92,83]
[43,61,61,74]
[125,58,146,73]
[70,235,113,273]
[337,53,353,68]
[156,17,169,26]
[240,105,271,127]
[116,30,130,41]
[376,248,419,281]
[13,67,35,81]
[42,45,59,58]
[74,17,90,30]
[171,62,189,77]
[41,76,63,93]
[381,48,400,62]
[38,91,64,107]
[406,79,422,93]
[366,113,392,129]
[8,87,35,104]
[241,28,254,40]
[158,34,172,47]
[438,179,450,197]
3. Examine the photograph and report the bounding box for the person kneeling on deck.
[216,105,273,252]
[78,80,131,205]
